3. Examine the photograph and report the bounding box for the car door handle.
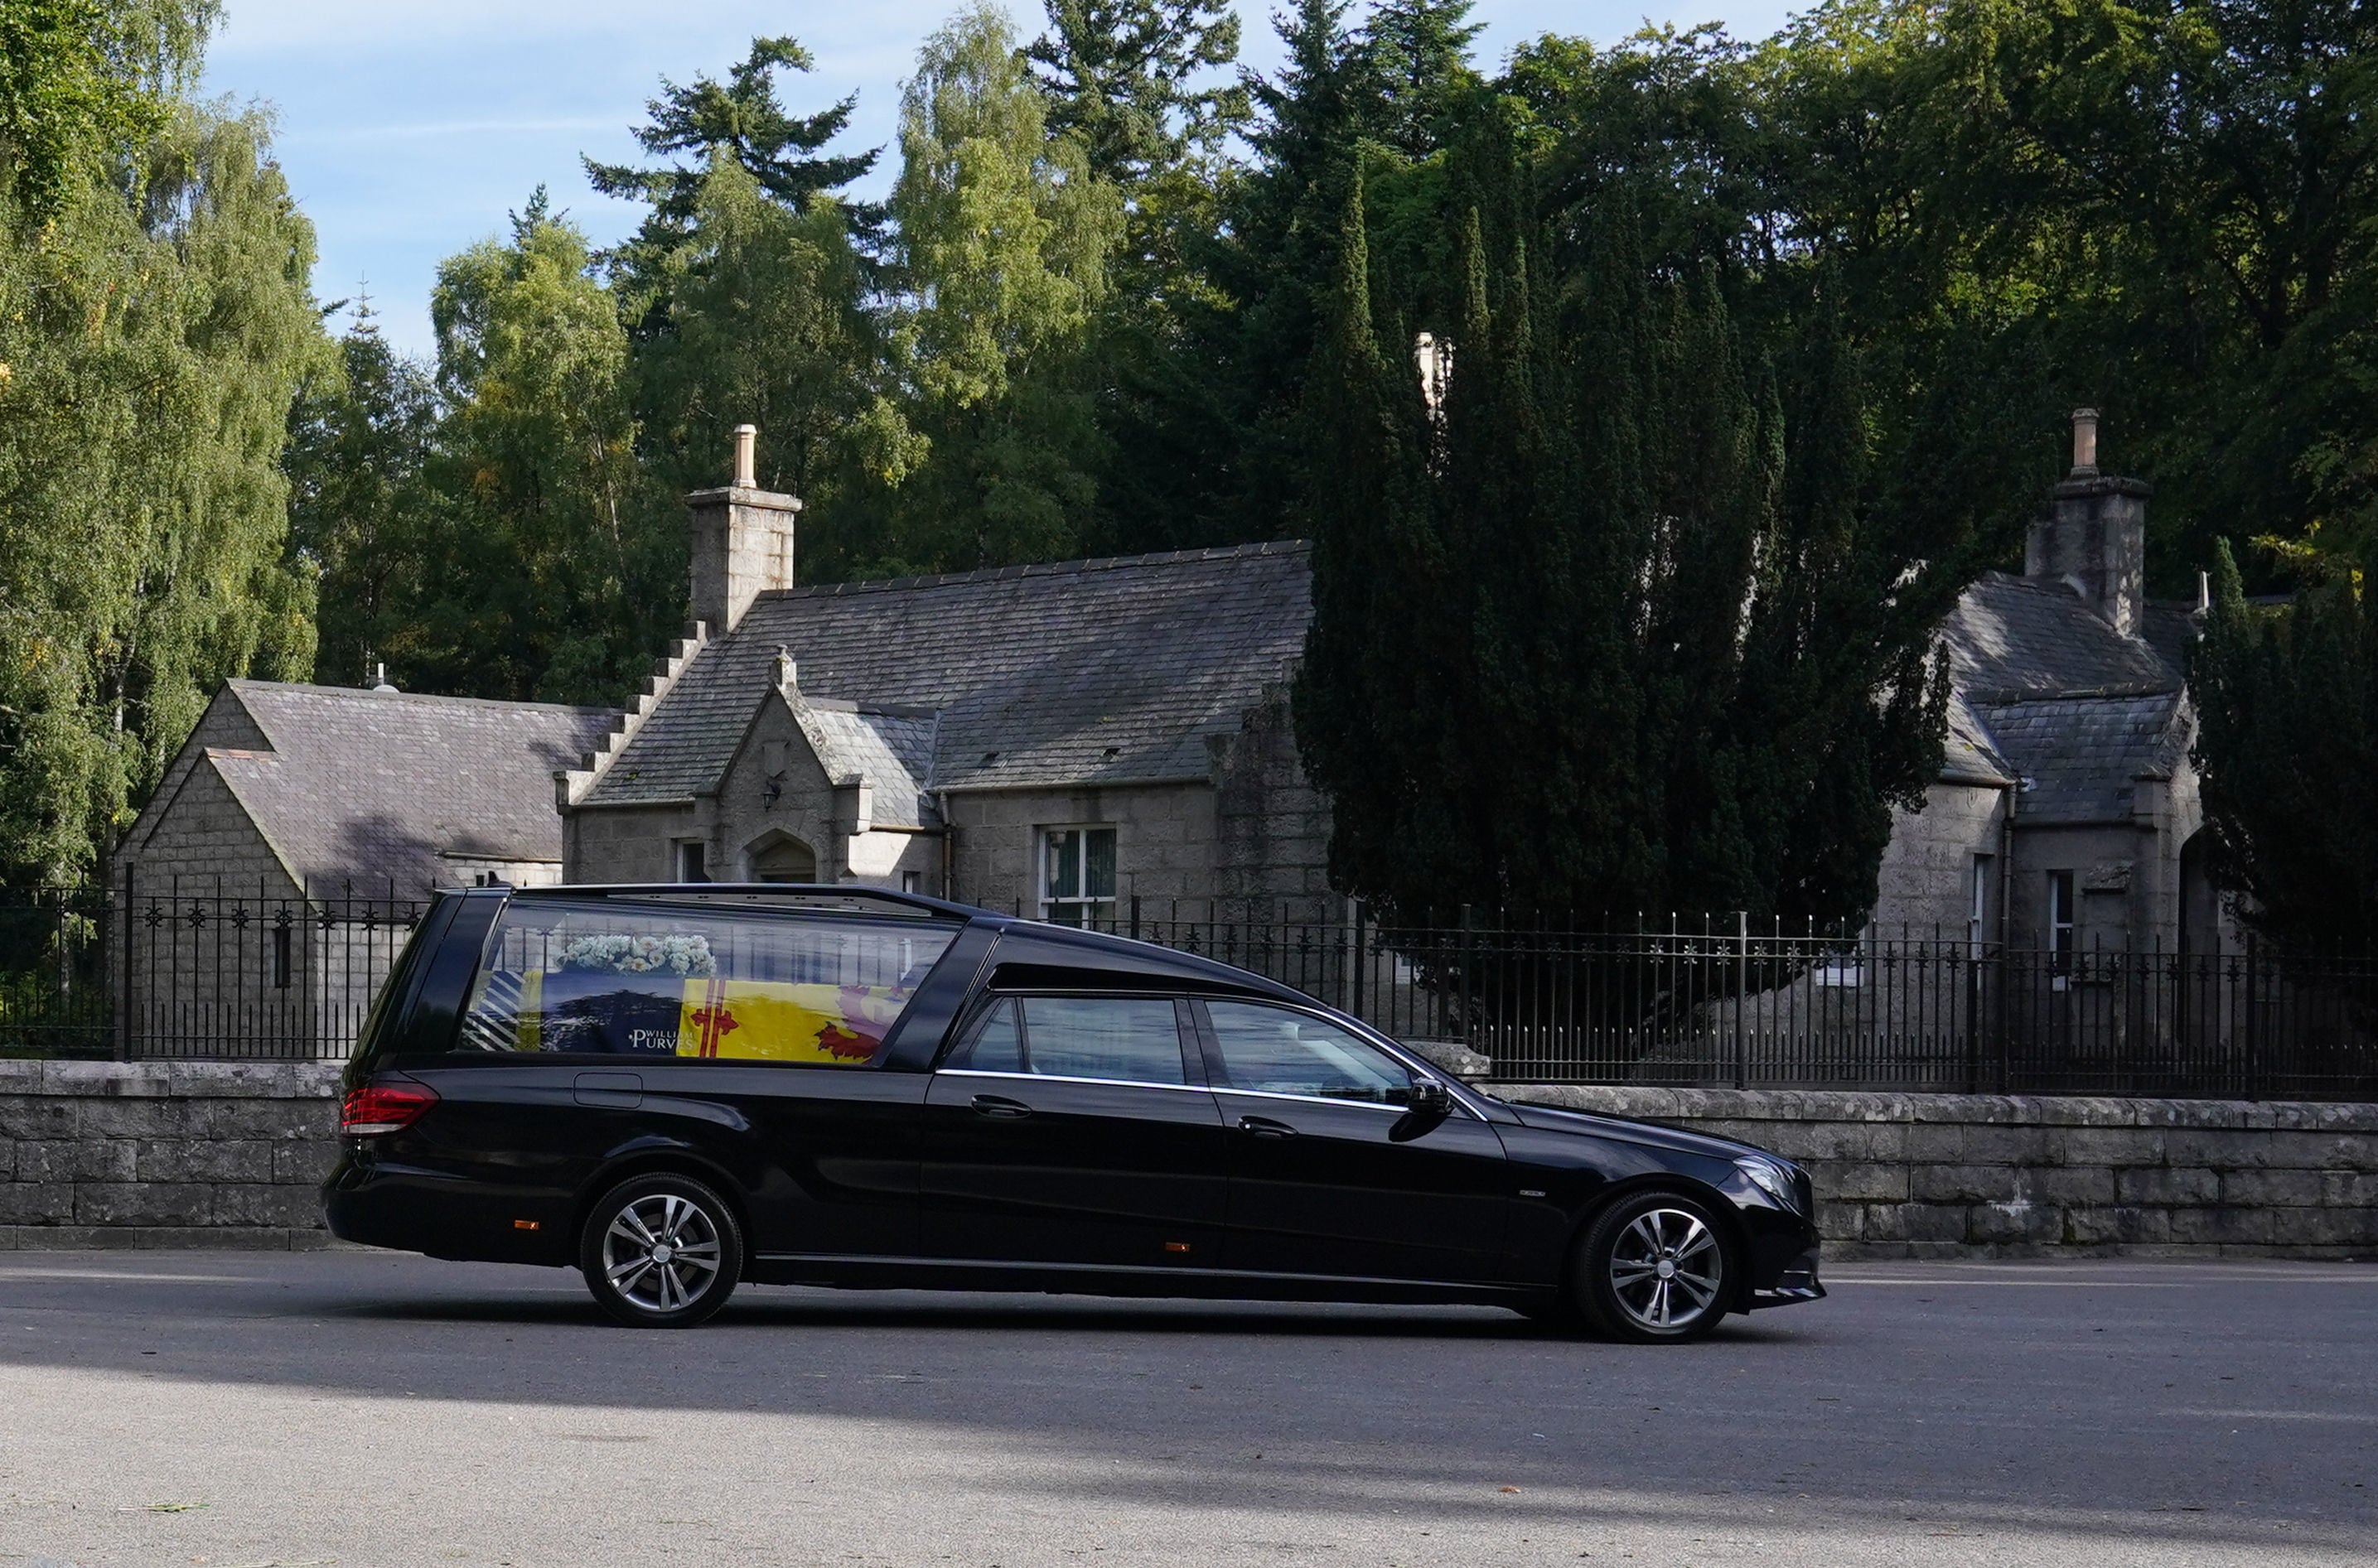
[970,1094,1033,1120]
[1236,1115,1298,1139]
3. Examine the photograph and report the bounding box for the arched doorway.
[747,832,819,883]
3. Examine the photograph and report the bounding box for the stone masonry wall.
[6,1062,2373,1259]
[1513,1084,2378,1260]
[0,1061,339,1250]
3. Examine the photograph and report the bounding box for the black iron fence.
[4,889,2374,1098]
[1104,902,2378,1101]
[1,885,424,1062]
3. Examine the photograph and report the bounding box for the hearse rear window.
[457,897,955,1065]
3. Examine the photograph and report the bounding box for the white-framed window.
[1040,826,1117,928]
[674,840,709,885]
[2047,870,2076,987]
[901,870,921,895]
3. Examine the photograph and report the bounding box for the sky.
[202,2,1797,358]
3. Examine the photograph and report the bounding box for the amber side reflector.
[1162,1241,1191,1253]
[514,1219,540,1231]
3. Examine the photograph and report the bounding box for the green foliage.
[0,91,326,885]
[410,193,660,703]
[1293,118,1960,928]
[0,1,215,219]
[2189,542,2378,951]
[634,157,919,580]
[585,33,881,297]
[283,301,441,687]
[1361,0,1481,157]
[1027,1,1245,185]
[880,2,1123,571]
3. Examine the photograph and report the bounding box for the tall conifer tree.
[1295,109,1954,934]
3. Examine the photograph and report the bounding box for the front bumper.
[1749,1244,1825,1308]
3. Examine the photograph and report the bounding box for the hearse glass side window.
[1204,1001,1414,1106]
[945,995,1187,1085]
[1022,996,1187,1084]
[946,996,1025,1073]
[457,898,955,1064]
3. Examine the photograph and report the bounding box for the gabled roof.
[582,542,1313,808]
[1974,692,2192,824]
[1941,691,2015,787]
[201,681,615,894]
[1930,572,2198,823]
[792,696,940,829]
[1938,572,2182,700]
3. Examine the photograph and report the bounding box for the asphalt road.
[0,1252,2372,1567]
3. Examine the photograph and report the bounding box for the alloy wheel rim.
[602,1193,723,1314]
[1608,1207,1723,1330]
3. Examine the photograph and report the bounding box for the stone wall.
[1207,688,1334,923]
[945,781,1220,914]
[7,1063,2372,1260]
[1869,779,2001,937]
[1512,1084,2378,1260]
[0,1061,338,1250]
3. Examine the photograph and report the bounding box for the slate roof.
[1941,691,2014,786]
[1932,572,2201,824]
[1937,572,2178,700]
[795,700,940,829]
[1970,693,2193,824]
[584,543,1313,807]
[206,681,615,894]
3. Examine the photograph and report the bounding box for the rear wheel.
[579,1174,743,1329]
[1573,1189,1734,1344]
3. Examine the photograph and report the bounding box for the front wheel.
[1573,1189,1735,1344]
[580,1174,744,1329]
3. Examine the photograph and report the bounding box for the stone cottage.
[115,678,614,1050]
[1866,411,2220,961]
[558,428,1328,923]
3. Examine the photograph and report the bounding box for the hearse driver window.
[945,995,1187,1086]
[457,898,955,1065]
[1204,1001,1415,1106]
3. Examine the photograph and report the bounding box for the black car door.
[1196,998,1510,1284]
[916,993,1228,1271]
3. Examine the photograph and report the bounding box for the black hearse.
[326,885,1823,1338]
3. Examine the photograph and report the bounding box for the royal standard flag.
[674,977,911,1064]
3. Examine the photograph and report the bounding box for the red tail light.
[341,1080,438,1136]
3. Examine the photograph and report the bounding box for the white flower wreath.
[555,932,718,977]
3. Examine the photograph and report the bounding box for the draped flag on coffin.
[677,978,909,1064]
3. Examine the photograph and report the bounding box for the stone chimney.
[2027,408,2151,639]
[686,423,801,634]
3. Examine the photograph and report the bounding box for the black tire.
[1572,1189,1736,1344]
[579,1173,744,1329]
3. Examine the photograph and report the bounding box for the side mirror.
[1406,1074,1454,1117]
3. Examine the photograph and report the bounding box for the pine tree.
[1211,0,1381,539]
[1026,0,1245,186]
[2189,541,2378,952]
[1294,106,1954,938]
[1361,0,1481,157]
[585,35,881,299]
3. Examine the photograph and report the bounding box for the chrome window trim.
[935,1067,1210,1094]
[1210,1083,1481,1121]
